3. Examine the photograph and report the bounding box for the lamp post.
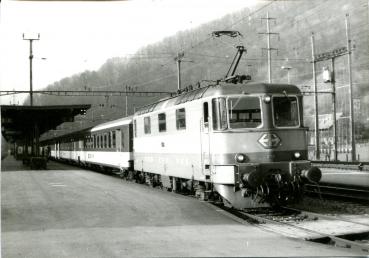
[281,66,292,84]
[23,33,40,106]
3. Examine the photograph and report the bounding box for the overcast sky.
[0,0,258,105]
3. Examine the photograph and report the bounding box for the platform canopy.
[1,105,91,143]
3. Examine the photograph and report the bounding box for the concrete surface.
[2,156,367,257]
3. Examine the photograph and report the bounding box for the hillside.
[36,0,369,137]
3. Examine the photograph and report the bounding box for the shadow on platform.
[1,156,76,172]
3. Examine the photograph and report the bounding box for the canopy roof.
[1,105,90,143]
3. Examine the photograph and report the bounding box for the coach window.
[112,131,116,148]
[104,134,107,148]
[158,113,166,132]
[144,116,151,134]
[121,130,125,149]
[203,102,209,128]
[133,120,137,137]
[212,98,228,130]
[176,108,186,130]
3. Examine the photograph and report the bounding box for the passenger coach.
[48,116,133,172]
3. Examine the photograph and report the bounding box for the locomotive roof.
[202,82,301,97]
[135,82,301,115]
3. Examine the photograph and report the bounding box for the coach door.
[200,102,211,179]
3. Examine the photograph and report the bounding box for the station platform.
[2,156,366,257]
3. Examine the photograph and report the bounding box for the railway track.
[212,204,369,254]
[304,183,369,204]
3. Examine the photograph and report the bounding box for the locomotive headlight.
[235,153,246,163]
[294,152,301,159]
[263,95,271,103]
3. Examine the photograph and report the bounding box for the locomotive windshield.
[228,97,262,129]
[273,96,299,127]
[212,96,262,130]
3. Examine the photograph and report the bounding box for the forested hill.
[35,0,369,132]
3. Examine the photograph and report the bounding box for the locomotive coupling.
[301,166,322,183]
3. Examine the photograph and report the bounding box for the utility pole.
[345,13,356,161]
[175,52,184,90]
[23,33,40,106]
[125,85,128,116]
[259,12,279,83]
[311,33,320,160]
[331,59,338,161]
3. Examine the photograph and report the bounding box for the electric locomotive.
[133,80,321,209]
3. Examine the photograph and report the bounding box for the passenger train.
[42,80,322,209]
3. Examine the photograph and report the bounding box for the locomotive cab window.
[212,98,227,130]
[176,108,186,130]
[273,96,299,127]
[228,96,262,129]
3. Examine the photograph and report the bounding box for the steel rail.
[305,184,369,203]
[238,207,368,253]
[282,206,369,227]
[213,204,369,253]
